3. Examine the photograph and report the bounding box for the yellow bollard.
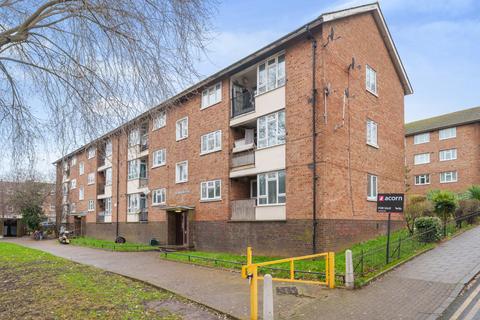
[250,265,258,320]
[328,252,335,289]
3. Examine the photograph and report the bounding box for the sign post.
[377,193,404,265]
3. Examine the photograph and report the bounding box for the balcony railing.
[140,134,148,152]
[97,212,106,223]
[139,178,148,188]
[139,209,148,222]
[231,199,256,221]
[232,91,255,118]
[231,150,255,168]
[97,184,105,195]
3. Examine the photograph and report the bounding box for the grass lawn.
[70,236,155,252]
[0,242,226,319]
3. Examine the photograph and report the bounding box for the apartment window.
[105,198,112,215]
[70,179,77,189]
[366,65,377,95]
[439,127,456,140]
[175,161,188,183]
[176,117,188,141]
[414,153,430,165]
[87,172,95,185]
[87,147,96,159]
[367,174,378,201]
[105,140,112,157]
[257,110,285,149]
[70,156,77,166]
[414,133,430,144]
[152,188,166,205]
[79,186,84,200]
[128,159,147,180]
[366,119,378,147]
[128,128,140,146]
[440,171,458,183]
[201,180,221,201]
[70,203,76,213]
[105,168,112,186]
[152,149,166,167]
[439,149,457,161]
[127,193,146,214]
[201,82,222,109]
[415,174,430,185]
[201,130,222,154]
[258,170,285,205]
[153,111,166,130]
[79,162,84,175]
[257,53,285,94]
[87,200,95,212]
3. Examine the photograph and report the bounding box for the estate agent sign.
[377,193,404,213]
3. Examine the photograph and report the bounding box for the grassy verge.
[70,236,155,252]
[0,242,226,319]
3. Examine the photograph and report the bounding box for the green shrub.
[414,216,442,242]
[455,199,480,226]
[467,185,480,201]
[405,195,433,234]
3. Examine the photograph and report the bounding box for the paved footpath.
[5,226,480,320]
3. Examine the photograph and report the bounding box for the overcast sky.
[3,0,479,178]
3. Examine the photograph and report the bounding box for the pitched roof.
[405,106,480,136]
[55,2,412,164]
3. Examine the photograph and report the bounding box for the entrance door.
[4,220,17,237]
[174,213,183,245]
[168,210,189,246]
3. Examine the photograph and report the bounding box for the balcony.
[140,134,148,152]
[139,178,148,189]
[231,199,256,221]
[97,212,112,223]
[232,91,255,118]
[231,150,255,168]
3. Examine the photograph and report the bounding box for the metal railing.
[231,199,256,221]
[139,178,148,188]
[232,91,255,118]
[96,213,106,223]
[231,150,255,168]
[140,134,148,151]
[139,209,148,222]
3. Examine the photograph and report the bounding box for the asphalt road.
[441,274,480,320]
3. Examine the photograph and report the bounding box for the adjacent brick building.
[405,106,480,195]
[56,3,412,255]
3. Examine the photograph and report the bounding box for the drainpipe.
[307,27,318,254]
[115,136,120,238]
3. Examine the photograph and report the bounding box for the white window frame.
[201,82,222,109]
[128,128,140,146]
[105,198,112,215]
[176,117,188,141]
[439,149,457,162]
[153,110,166,130]
[175,161,188,183]
[366,119,378,147]
[439,127,456,140]
[79,162,84,175]
[105,140,112,157]
[440,171,458,183]
[70,203,76,213]
[201,130,222,155]
[367,174,377,201]
[70,156,77,166]
[200,180,221,201]
[87,200,95,212]
[257,110,285,149]
[70,179,77,190]
[257,52,286,95]
[128,159,147,180]
[366,64,377,95]
[87,172,95,185]
[152,149,166,167]
[79,186,84,201]
[257,170,286,206]
[152,188,166,205]
[127,193,140,214]
[87,147,96,159]
[105,168,112,186]
[415,174,430,185]
[414,153,430,165]
[414,133,430,145]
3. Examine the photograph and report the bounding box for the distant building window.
[257,110,285,149]
[415,174,430,185]
[105,198,112,215]
[79,162,84,175]
[87,147,96,159]
[440,171,458,183]
[87,173,95,185]
[201,180,221,201]
[439,149,457,161]
[152,188,166,205]
[366,65,377,95]
[414,133,430,144]
[414,153,430,165]
[87,200,95,212]
[201,131,222,154]
[153,111,166,130]
[176,117,188,141]
[105,140,112,157]
[79,186,84,200]
[201,82,222,109]
[257,170,285,205]
[175,161,188,183]
[70,156,77,166]
[128,128,140,146]
[128,159,147,180]
[257,53,285,94]
[439,127,456,140]
[70,203,76,213]
[152,149,166,167]
[70,179,77,189]
[367,174,377,201]
[366,119,378,147]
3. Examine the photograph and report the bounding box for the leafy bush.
[414,216,442,242]
[404,195,433,234]
[467,185,480,201]
[455,199,480,226]
[428,190,457,235]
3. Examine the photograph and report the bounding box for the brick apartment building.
[405,106,480,195]
[0,181,55,237]
[55,3,412,255]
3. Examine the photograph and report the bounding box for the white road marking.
[463,298,480,320]
[450,283,480,320]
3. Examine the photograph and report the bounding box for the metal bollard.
[263,274,274,320]
[345,249,354,289]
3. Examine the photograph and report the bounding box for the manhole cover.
[276,286,299,296]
